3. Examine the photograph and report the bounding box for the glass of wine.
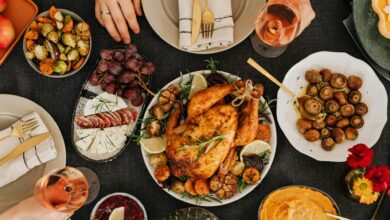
[251,0,300,58]
[34,166,100,213]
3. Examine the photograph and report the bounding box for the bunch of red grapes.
[89,44,156,107]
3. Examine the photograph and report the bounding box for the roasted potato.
[322,137,336,151]
[242,167,261,185]
[331,128,345,144]
[171,180,185,194]
[351,115,364,128]
[147,120,161,137]
[325,100,340,113]
[345,127,358,140]
[347,75,363,90]
[296,118,313,134]
[348,90,362,104]
[305,70,322,84]
[184,179,197,196]
[330,73,347,89]
[194,179,210,196]
[154,165,170,182]
[306,84,319,97]
[149,153,168,167]
[319,86,334,100]
[159,89,175,105]
[320,69,332,82]
[355,103,368,116]
[334,91,348,105]
[304,129,321,142]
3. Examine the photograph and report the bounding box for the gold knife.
[191,0,202,44]
[0,132,51,166]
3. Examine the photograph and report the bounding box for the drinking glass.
[34,166,100,213]
[251,0,301,58]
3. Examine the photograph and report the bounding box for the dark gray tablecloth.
[0,0,389,219]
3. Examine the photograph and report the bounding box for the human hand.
[0,196,72,220]
[95,0,142,44]
[297,0,315,35]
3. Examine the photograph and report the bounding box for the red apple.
[0,15,15,49]
[0,0,7,13]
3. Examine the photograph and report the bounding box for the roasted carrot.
[66,61,72,72]
[25,40,36,51]
[255,123,271,143]
[49,6,57,19]
[24,30,39,40]
[29,21,38,31]
[194,179,210,196]
[184,179,197,196]
[39,59,54,75]
[62,16,73,33]
[72,57,85,70]
[37,16,55,25]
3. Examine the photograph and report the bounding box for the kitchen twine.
[232,80,260,107]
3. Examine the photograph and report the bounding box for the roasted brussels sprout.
[59,53,67,61]
[345,127,358,140]
[331,128,345,144]
[348,90,362,104]
[355,103,368,116]
[304,129,321,142]
[33,45,48,61]
[340,104,355,117]
[296,118,312,134]
[319,86,334,100]
[305,70,322,83]
[230,161,245,176]
[304,98,323,115]
[53,60,67,74]
[77,40,90,56]
[312,120,326,130]
[347,75,363,90]
[320,69,332,82]
[154,165,170,182]
[325,100,340,113]
[149,153,168,167]
[325,114,338,126]
[336,118,350,128]
[75,22,91,40]
[350,115,364,128]
[67,49,79,61]
[322,137,336,151]
[171,181,185,194]
[47,31,59,43]
[57,43,65,53]
[64,46,72,54]
[320,128,331,138]
[306,84,319,97]
[150,105,165,121]
[62,33,77,48]
[330,73,347,89]
[334,91,348,105]
[41,23,55,37]
[147,120,161,137]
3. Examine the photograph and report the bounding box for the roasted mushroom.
[149,153,168,167]
[336,118,350,128]
[296,118,313,134]
[154,165,170,182]
[325,100,340,113]
[330,73,347,89]
[325,114,338,126]
[355,103,368,116]
[306,84,319,97]
[312,120,326,130]
[345,127,358,140]
[331,128,345,144]
[322,137,336,151]
[150,105,165,121]
[304,129,321,142]
[305,70,322,83]
[347,75,363,90]
[210,174,238,199]
[320,128,331,138]
[304,98,323,115]
[320,69,332,82]
[334,91,348,105]
[350,115,364,128]
[319,86,334,100]
[348,90,362,104]
[340,104,355,117]
[147,120,161,137]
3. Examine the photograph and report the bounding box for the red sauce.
[94,195,145,220]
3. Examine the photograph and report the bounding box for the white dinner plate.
[276,51,388,162]
[142,0,265,54]
[141,70,277,206]
[0,94,66,212]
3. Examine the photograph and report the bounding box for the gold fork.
[201,0,215,38]
[0,118,39,142]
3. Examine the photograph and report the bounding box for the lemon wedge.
[240,140,271,162]
[140,135,167,154]
[189,73,208,98]
[109,206,125,220]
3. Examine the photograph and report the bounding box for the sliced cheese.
[89,131,108,154]
[104,125,129,136]
[75,134,95,152]
[103,133,119,153]
[84,92,127,116]
[105,131,127,150]
[76,128,99,139]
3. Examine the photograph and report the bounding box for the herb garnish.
[259,96,277,123]
[181,192,222,205]
[205,58,219,74]
[179,133,225,160]
[178,72,194,103]
[92,95,119,114]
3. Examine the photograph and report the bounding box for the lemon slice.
[140,135,167,154]
[109,206,125,220]
[189,73,208,98]
[240,140,271,162]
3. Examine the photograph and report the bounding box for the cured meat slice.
[75,116,94,128]
[75,108,135,128]
[118,109,130,125]
[98,112,112,127]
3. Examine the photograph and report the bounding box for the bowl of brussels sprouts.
[23,6,91,78]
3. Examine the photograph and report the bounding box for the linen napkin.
[179,0,234,51]
[0,112,57,188]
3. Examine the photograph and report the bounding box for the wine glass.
[34,166,100,213]
[251,0,301,58]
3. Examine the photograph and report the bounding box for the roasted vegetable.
[154,165,170,183]
[331,128,345,144]
[319,86,334,100]
[243,154,265,172]
[211,174,238,199]
[57,43,65,53]
[184,179,197,196]
[348,90,362,104]
[75,22,91,40]
[39,58,54,75]
[25,40,36,51]
[206,73,228,86]
[41,23,55,37]
[46,31,59,43]
[242,167,261,185]
[255,123,271,142]
[334,91,348,105]
[306,84,319,97]
[150,105,165,121]
[320,69,332,82]
[194,179,210,196]
[321,137,336,151]
[340,104,355,117]
[320,128,331,138]
[230,161,245,176]
[25,51,35,60]
[312,120,326,130]
[24,30,39,40]
[62,15,73,33]
[325,100,340,113]
[330,73,347,89]
[305,70,322,83]
[296,118,313,134]
[29,21,38,31]
[350,115,364,128]
[147,120,161,137]
[59,53,67,61]
[67,49,79,61]
[77,40,90,56]
[345,127,358,140]
[53,60,67,74]
[347,75,363,90]
[149,153,167,167]
[72,57,85,70]
[159,89,176,105]
[44,39,60,60]
[304,98,323,115]
[34,45,48,61]
[171,181,185,194]
[336,118,350,128]
[325,114,338,126]
[304,129,321,142]
[62,33,77,48]
[64,46,72,54]
[355,103,368,116]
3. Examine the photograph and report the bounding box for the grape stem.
[135,72,157,96]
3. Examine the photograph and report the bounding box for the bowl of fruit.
[23,6,91,78]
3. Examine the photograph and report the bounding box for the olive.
[304,98,323,115]
[304,129,321,142]
[340,104,355,117]
[320,69,332,82]
[330,73,347,89]
[345,127,358,140]
[305,70,322,84]
[322,137,336,151]
[319,86,334,101]
[296,118,313,134]
[331,128,346,144]
[347,75,363,90]
[312,120,326,130]
[325,100,340,113]
[334,91,348,105]
[336,118,350,128]
[355,103,368,116]
[351,115,364,128]
[348,90,362,104]
[306,84,319,97]
[325,114,338,126]
[321,128,331,138]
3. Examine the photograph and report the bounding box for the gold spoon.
[247,58,325,121]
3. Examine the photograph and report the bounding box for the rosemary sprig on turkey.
[179,134,225,160]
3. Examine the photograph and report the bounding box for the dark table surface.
[0,0,389,219]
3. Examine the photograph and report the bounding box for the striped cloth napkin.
[178,0,234,51]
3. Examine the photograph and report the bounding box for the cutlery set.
[191,0,215,44]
